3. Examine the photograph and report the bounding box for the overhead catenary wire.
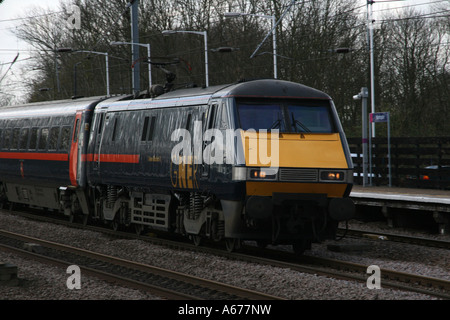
[0,53,19,84]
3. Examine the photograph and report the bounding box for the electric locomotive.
[0,79,354,254]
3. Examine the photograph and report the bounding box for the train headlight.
[249,168,278,180]
[320,170,345,181]
[232,167,278,181]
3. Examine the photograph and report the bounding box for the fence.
[347,137,450,190]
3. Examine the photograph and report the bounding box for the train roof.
[0,95,129,119]
[215,79,331,100]
[100,79,332,112]
[0,79,332,118]
[152,79,331,101]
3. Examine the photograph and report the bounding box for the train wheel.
[134,224,144,235]
[192,235,202,247]
[292,239,311,255]
[225,238,241,252]
[81,214,89,226]
[110,219,119,231]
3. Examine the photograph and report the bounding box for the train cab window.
[0,129,2,149]
[60,126,71,151]
[237,103,286,132]
[19,128,29,150]
[29,128,38,150]
[287,104,334,133]
[48,127,59,151]
[237,101,335,133]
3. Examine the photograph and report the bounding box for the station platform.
[349,185,450,234]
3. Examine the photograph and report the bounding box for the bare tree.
[9,0,449,138]
[378,8,450,136]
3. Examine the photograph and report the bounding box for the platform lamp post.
[110,41,152,87]
[367,0,376,138]
[57,48,110,96]
[162,30,209,87]
[224,12,277,79]
[366,0,402,133]
[354,87,369,187]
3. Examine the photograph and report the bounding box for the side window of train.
[19,128,29,150]
[3,129,11,150]
[0,129,2,149]
[48,127,60,151]
[217,103,229,130]
[60,126,71,151]
[207,104,217,130]
[185,113,192,131]
[38,128,49,150]
[97,113,105,134]
[141,115,157,142]
[29,128,38,150]
[11,128,20,150]
[111,117,118,142]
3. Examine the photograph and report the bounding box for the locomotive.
[0,79,354,254]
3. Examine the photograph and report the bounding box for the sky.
[0,0,445,104]
[0,0,60,103]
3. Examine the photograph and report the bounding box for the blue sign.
[370,112,389,123]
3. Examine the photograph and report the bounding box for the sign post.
[353,87,369,186]
[370,112,391,187]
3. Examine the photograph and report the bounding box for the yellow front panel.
[246,182,349,197]
[242,131,349,168]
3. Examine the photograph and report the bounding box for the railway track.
[2,208,449,299]
[232,245,450,300]
[0,229,284,300]
[337,227,450,250]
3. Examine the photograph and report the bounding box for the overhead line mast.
[131,0,140,95]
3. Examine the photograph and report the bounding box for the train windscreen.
[237,101,335,133]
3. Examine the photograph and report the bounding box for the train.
[0,79,355,254]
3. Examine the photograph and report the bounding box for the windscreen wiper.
[291,113,311,133]
[269,118,282,130]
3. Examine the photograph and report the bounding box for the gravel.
[0,210,448,300]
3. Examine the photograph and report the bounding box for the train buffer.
[350,185,450,235]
